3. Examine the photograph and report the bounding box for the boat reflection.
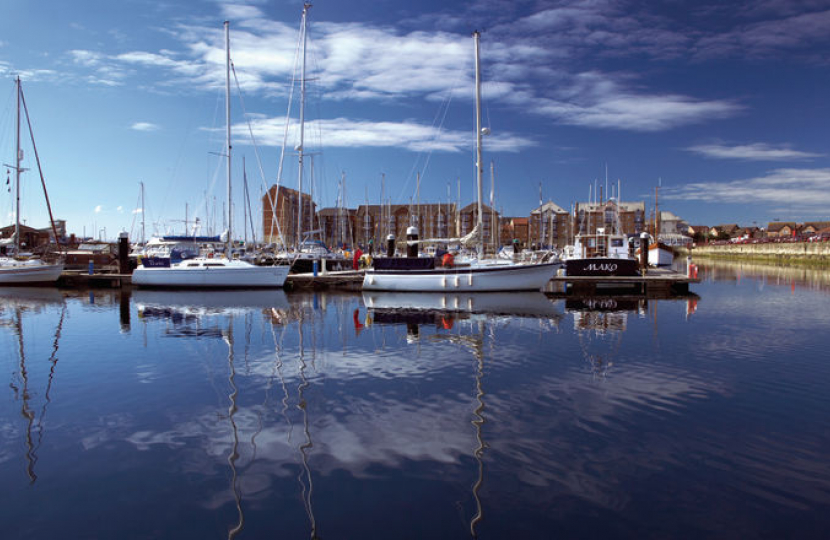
[0,287,66,483]
[362,291,562,342]
[362,291,563,319]
[134,289,291,338]
[566,298,644,379]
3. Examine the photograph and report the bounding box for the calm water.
[2,262,830,539]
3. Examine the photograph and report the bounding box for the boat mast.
[140,181,146,244]
[225,20,232,255]
[14,76,21,255]
[297,3,311,250]
[473,31,485,259]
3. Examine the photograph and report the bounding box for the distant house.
[767,221,798,238]
[801,221,830,237]
[736,226,763,239]
[657,211,692,246]
[687,225,710,241]
[710,224,740,239]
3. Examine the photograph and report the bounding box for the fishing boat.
[563,225,640,277]
[362,32,559,292]
[0,77,64,285]
[132,22,289,289]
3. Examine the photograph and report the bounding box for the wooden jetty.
[58,270,132,288]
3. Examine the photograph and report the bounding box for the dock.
[286,270,365,291]
[54,267,698,295]
[547,270,699,295]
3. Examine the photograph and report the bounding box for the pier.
[54,267,698,294]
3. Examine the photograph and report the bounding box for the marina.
[2,261,829,538]
[4,1,830,538]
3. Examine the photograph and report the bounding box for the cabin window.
[611,238,624,247]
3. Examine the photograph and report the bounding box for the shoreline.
[688,244,830,268]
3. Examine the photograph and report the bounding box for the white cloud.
[685,143,822,161]
[94,205,103,213]
[235,116,536,153]
[131,122,161,132]
[664,168,830,212]
[132,208,143,215]
[117,206,124,213]
[531,72,740,131]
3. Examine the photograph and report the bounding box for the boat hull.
[362,261,560,292]
[648,244,674,267]
[132,264,289,288]
[0,261,64,285]
[565,258,640,277]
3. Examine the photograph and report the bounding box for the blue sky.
[2,0,830,240]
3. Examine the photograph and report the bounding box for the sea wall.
[692,241,830,265]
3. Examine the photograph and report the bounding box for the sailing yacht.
[362,32,559,292]
[0,77,64,285]
[132,22,289,289]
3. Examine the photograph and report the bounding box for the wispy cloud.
[131,122,161,132]
[94,205,103,213]
[235,116,536,153]
[664,168,830,212]
[686,143,822,161]
[530,72,740,131]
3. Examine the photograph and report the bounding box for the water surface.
[2,263,829,539]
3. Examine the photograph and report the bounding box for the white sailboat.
[362,31,559,292]
[0,77,64,285]
[133,22,289,289]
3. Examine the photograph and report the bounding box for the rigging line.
[395,67,464,205]
[20,88,62,253]
[267,13,304,244]
[230,61,286,247]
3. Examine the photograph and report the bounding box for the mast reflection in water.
[2,269,830,539]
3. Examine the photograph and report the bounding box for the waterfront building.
[317,207,357,249]
[459,202,499,245]
[354,203,458,247]
[656,211,693,246]
[529,201,571,249]
[500,217,529,248]
[261,186,316,246]
[574,200,646,237]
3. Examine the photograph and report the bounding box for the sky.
[2,0,830,241]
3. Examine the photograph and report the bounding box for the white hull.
[648,246,674,267]
[133,259,289,288]
[363,261,559,292]
[0,261,63,284]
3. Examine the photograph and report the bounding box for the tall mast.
[14,76,21,255]
[224,20,232,254]
[140,181,146,244]
[297,3,311,250]
[473,31,485,259]
[242,156,248,246]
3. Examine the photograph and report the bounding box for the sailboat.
[0,77,64,285]
[362,32,560,292]
[132,22,289,289]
